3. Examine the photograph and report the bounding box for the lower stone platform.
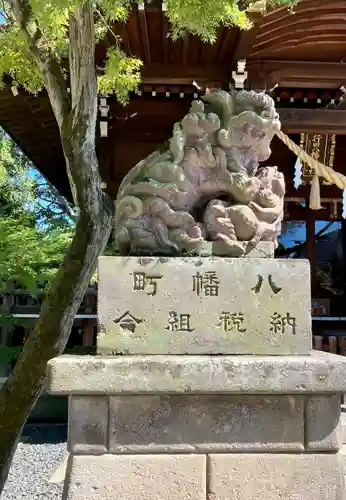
[46,352,346,500]
[63,453,344,500]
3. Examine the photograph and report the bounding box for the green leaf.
[165,0,251,42]
[98,46,142,104]
[0,26,43,93]
[1,0,298,98]
[97,0,131,22]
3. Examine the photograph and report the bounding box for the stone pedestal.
[97,256,311,355]
[46,256,346,500]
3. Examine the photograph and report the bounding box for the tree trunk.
[0,0,114,491]
[0,159,113,491]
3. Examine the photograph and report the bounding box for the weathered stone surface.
[305,395,341,451]
[68,396,108,454]
[208,453,344,500]
[114,90,283,257]
[98,256,311,355]
[108,394,304,453]
[63,454,206,500]
[46,351,346,395]
[341,412,346,444]
[198,241,274,258]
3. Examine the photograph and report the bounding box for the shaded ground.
[1,425,67,500]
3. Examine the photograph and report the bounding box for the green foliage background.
[0,129,72,293]
[0,128,72,339]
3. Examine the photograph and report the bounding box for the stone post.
[46,248,346,500]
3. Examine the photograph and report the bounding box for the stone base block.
[62,454,206,500]
[107,394,304,453]
[47,352,346,395]
[51,350,346,499]
[208,453,345,500]
[98,256,311,355]
[306,395,341,451]
[68,396,108,454]
[67,393,343,454]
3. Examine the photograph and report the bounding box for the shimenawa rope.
[275,130,346,210]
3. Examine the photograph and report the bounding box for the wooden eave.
[1,0,346,199]
[0,87,68,197]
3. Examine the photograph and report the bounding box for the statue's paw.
[216,235,245,256]
[197,222,208,239]
[188,224,203,239]
[217,233,238,245]
[114,227,131,255]
[169,228,203,252]
[256,190,276,208]
[171,210,198,230]
[247,177,262,192]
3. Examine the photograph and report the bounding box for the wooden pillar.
[82,290,96,347]
[306,203,316,292]
[0,283,15,346]
[83,319,94,347]
[342,220,346,293]
[0,300,8,346]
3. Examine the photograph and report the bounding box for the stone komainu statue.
[114,89,285,255]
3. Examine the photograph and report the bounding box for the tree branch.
[8,0,78,206]
[0,1,12,22]
[37,174,76,220]
[65,1,100,212]
[38,199,55,209]
[68,1,97,135]
[9,0,71,129]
